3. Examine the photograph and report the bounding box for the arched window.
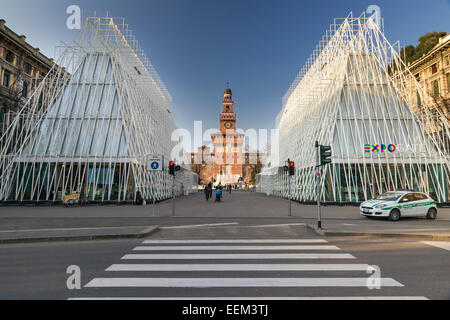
[433,80,439,98]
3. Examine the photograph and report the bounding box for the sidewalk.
[1,192,449,242]
[0,226,159,244]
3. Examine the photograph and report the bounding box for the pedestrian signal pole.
[285,160,295,217]
[316,142,332,230]
[169,161,180,217]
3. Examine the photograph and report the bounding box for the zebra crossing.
[70,238,428,300]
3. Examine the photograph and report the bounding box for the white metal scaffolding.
[0,16,196,203]
[260,12,450,203]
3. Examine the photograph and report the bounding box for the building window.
[22,81,28,98]
[0,104,5,123]
[24,63,32,75]
[2,69,11,87]
[446,56,450,67]
[433,80,440,98]
[431,63,438,74]
[447,73,450,91]
[415,73,420,82]
[417,91,422,106]
[5,50,14,63]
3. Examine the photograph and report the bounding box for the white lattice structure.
[0,16,196,203]
[260,12,450,203]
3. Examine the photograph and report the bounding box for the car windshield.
[375,192,404,202]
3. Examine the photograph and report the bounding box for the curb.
[0,226,160,245]
[306,224,450,241]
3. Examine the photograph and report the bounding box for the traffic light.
[289,161,295,176]
[320,146,332,166]
[169,161,175,176]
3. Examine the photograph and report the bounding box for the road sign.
[147,155,164,172]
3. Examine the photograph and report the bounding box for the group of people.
[204,183,233,202]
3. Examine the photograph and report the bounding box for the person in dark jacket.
[204,185,211,201]
[135,191,144,205]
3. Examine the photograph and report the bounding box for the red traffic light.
[289,161,295,168]
[169,161,175,175]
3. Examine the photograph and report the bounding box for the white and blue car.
[360,191,438,222]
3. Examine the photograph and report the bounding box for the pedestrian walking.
[135,191,144,206]
[204,185,211,201]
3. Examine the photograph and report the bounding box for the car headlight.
[375,204,388,209]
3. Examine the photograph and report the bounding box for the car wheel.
[426,208,437,220]
[389,209,401,222]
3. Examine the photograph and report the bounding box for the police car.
[360,191,438,222]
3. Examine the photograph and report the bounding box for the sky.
[1,0,449,147]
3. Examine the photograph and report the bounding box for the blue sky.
[1,0,449,138]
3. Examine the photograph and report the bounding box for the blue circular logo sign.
[151,162,159,170]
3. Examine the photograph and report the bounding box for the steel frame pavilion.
[258,13,450,204]
[0,16,197,203]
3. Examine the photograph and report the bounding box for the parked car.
[360,191,438,222]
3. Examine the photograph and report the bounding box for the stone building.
[0,19,55,137]
[405,33,450,151]
[191,86,264,186]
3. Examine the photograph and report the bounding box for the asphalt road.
[0,223,449,300]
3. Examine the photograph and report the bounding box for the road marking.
[211,223,306,229]
[122,253,356,260]
[160,223,239,230]
[85,278,403,288]
[106,264,370,272]
[422,241,450,251]
[132,245,341,251]
[69,296,428,301]
[142,239,328,244]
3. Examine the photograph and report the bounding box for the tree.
[400,31,447,65]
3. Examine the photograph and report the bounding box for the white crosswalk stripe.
[422,241,450,251]
[142,239,328,244]
[72,238,427,300]
[122,253,355,260]
[132,245,341,251]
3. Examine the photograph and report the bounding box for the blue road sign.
[151,162,159,170]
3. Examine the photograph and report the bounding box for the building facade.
[0,19,54,138]
[402,33,450,152]
[191,87,264,186]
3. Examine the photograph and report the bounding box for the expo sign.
[364,144,397,153]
